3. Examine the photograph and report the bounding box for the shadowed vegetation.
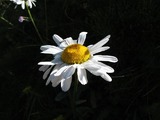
[0,0,160,120]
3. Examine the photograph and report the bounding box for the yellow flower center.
[61,44,91,64]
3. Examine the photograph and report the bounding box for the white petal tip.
[114,57,118,62]
[61,86,70,92]
[52,34,64,45]
[38,62,54,65]
[62,89,68,92]
[105,78,112,82]
[107,35,111,38]
[108,79,112,82]
[82,83,87,85]
[101,74,112,82]
[38,62,42,65]
[110,57,118,63]
[45,83,49,86]
[53,34,60,39]
[80,32,88,34]
[41,51,50,54]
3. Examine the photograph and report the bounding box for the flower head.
[10,0,36,9]
[18,16,29,22]
[38,32,118,92]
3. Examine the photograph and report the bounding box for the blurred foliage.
[0,0,160,120]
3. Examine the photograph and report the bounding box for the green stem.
[68,73,79,119]
[26,4,44,43]
[73,73,78,119]
[0,15,37,42]
[73,73,78,102]
[0,16,13,26]
[68,91,75,118]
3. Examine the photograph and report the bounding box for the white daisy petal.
[40,45,52,51]
[46,64,61,86]
[89,35,110,51]
[90,46,110,55]
[89,68,112,82]
[61,77,72,92]
[21,1,25,9]
[59,42,68,48]
[39,65,50,72]
[40,45,62,51]
[101,73,112,82]
[83,60,100,71]
[93,61,114,73]
[38,62,55,65]
[53,34,64,46]
[50,75,62,87]
[62,66,76,79]
[27,0,32,8]
[41,47,62,55]
[89,59,114,73]
[59,39,77,48]
[93,55,118,63]
[73,40,77,44]
[54,64,70,76]
[88,69,101,76]
[31,0,36,6]
[11,0,36,9]
[77,66,88,85]
[52,77,61,87]
[45,64,61,85]
[52,54,63,64]
[51,64,61,74]
[46,73,53,86]
[78,32,87,45]
[87,44,93,48]
[43,66,53,79]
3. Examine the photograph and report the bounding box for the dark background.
[0,0,160,120]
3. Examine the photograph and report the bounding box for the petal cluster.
[10,0,36,9]
[38,32,118,92]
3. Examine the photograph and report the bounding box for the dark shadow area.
[0,0,160,120]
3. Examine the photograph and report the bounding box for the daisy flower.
[38,32,118,92]
[10,0,36,9]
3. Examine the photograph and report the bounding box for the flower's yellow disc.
[61,44,91,64]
